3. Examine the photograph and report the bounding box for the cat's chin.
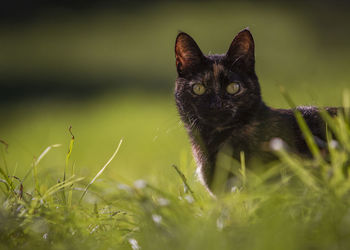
[199,117,235,130]
[197,110,236,129]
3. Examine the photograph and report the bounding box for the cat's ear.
[225,28,255,72]
[175,32,206,76]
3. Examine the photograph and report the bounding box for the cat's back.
[297,106,338,130]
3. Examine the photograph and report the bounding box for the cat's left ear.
[175,32,206,76]
[225,28,255,72]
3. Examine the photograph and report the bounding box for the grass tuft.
[2,96,350,250]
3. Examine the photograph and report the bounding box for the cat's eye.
[226,82,240,94]
[192,83,206,95]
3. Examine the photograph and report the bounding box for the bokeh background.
[1,0,350,187]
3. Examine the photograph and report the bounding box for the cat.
[174,28,339,193]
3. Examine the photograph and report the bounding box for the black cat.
[174,29,338,193]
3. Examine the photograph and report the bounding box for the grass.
[1,3,350,248]
[1,93,350,250]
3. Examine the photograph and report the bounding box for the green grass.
[1,93,350,250]
[1,2,350,249]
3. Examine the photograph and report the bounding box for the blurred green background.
[1,0,350,187]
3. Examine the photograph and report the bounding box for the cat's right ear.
[175,32,205,76]
[225,29,255,72]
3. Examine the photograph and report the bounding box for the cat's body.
[174,29,338,191]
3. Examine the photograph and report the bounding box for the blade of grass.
[276,149,320,191]
[281,87,324,162]
[21,144,62,184]
[280,86,296,108]
[343,89,350,123]
[64,126,75,206]
[294,111,324,162]
[320,110,350,152]
[33,158,40,196]
[68,161,76,208]
[42,176,85,200]
[0,139,12,193]
[0,166,15,193]
[0,139,9,152]
[240,151,246,188]
[27,176,85,216]
[172,164,196,199]
[64,126,75,182]
[0,178,10,193]
[79,139,123,203]
[0,139,9,175]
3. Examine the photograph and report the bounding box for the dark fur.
[174,29,339,192]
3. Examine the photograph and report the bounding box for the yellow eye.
[226,82,240,94]
[192,83,206,95]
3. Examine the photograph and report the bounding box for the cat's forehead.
[212,63,225,79]
[199,63,233,88]
[187,54,241,83]
[207,54,227,73]
[204,58,228,80]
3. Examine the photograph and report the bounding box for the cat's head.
[174,29,262,130]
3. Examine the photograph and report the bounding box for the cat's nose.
[209,99,223,110]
